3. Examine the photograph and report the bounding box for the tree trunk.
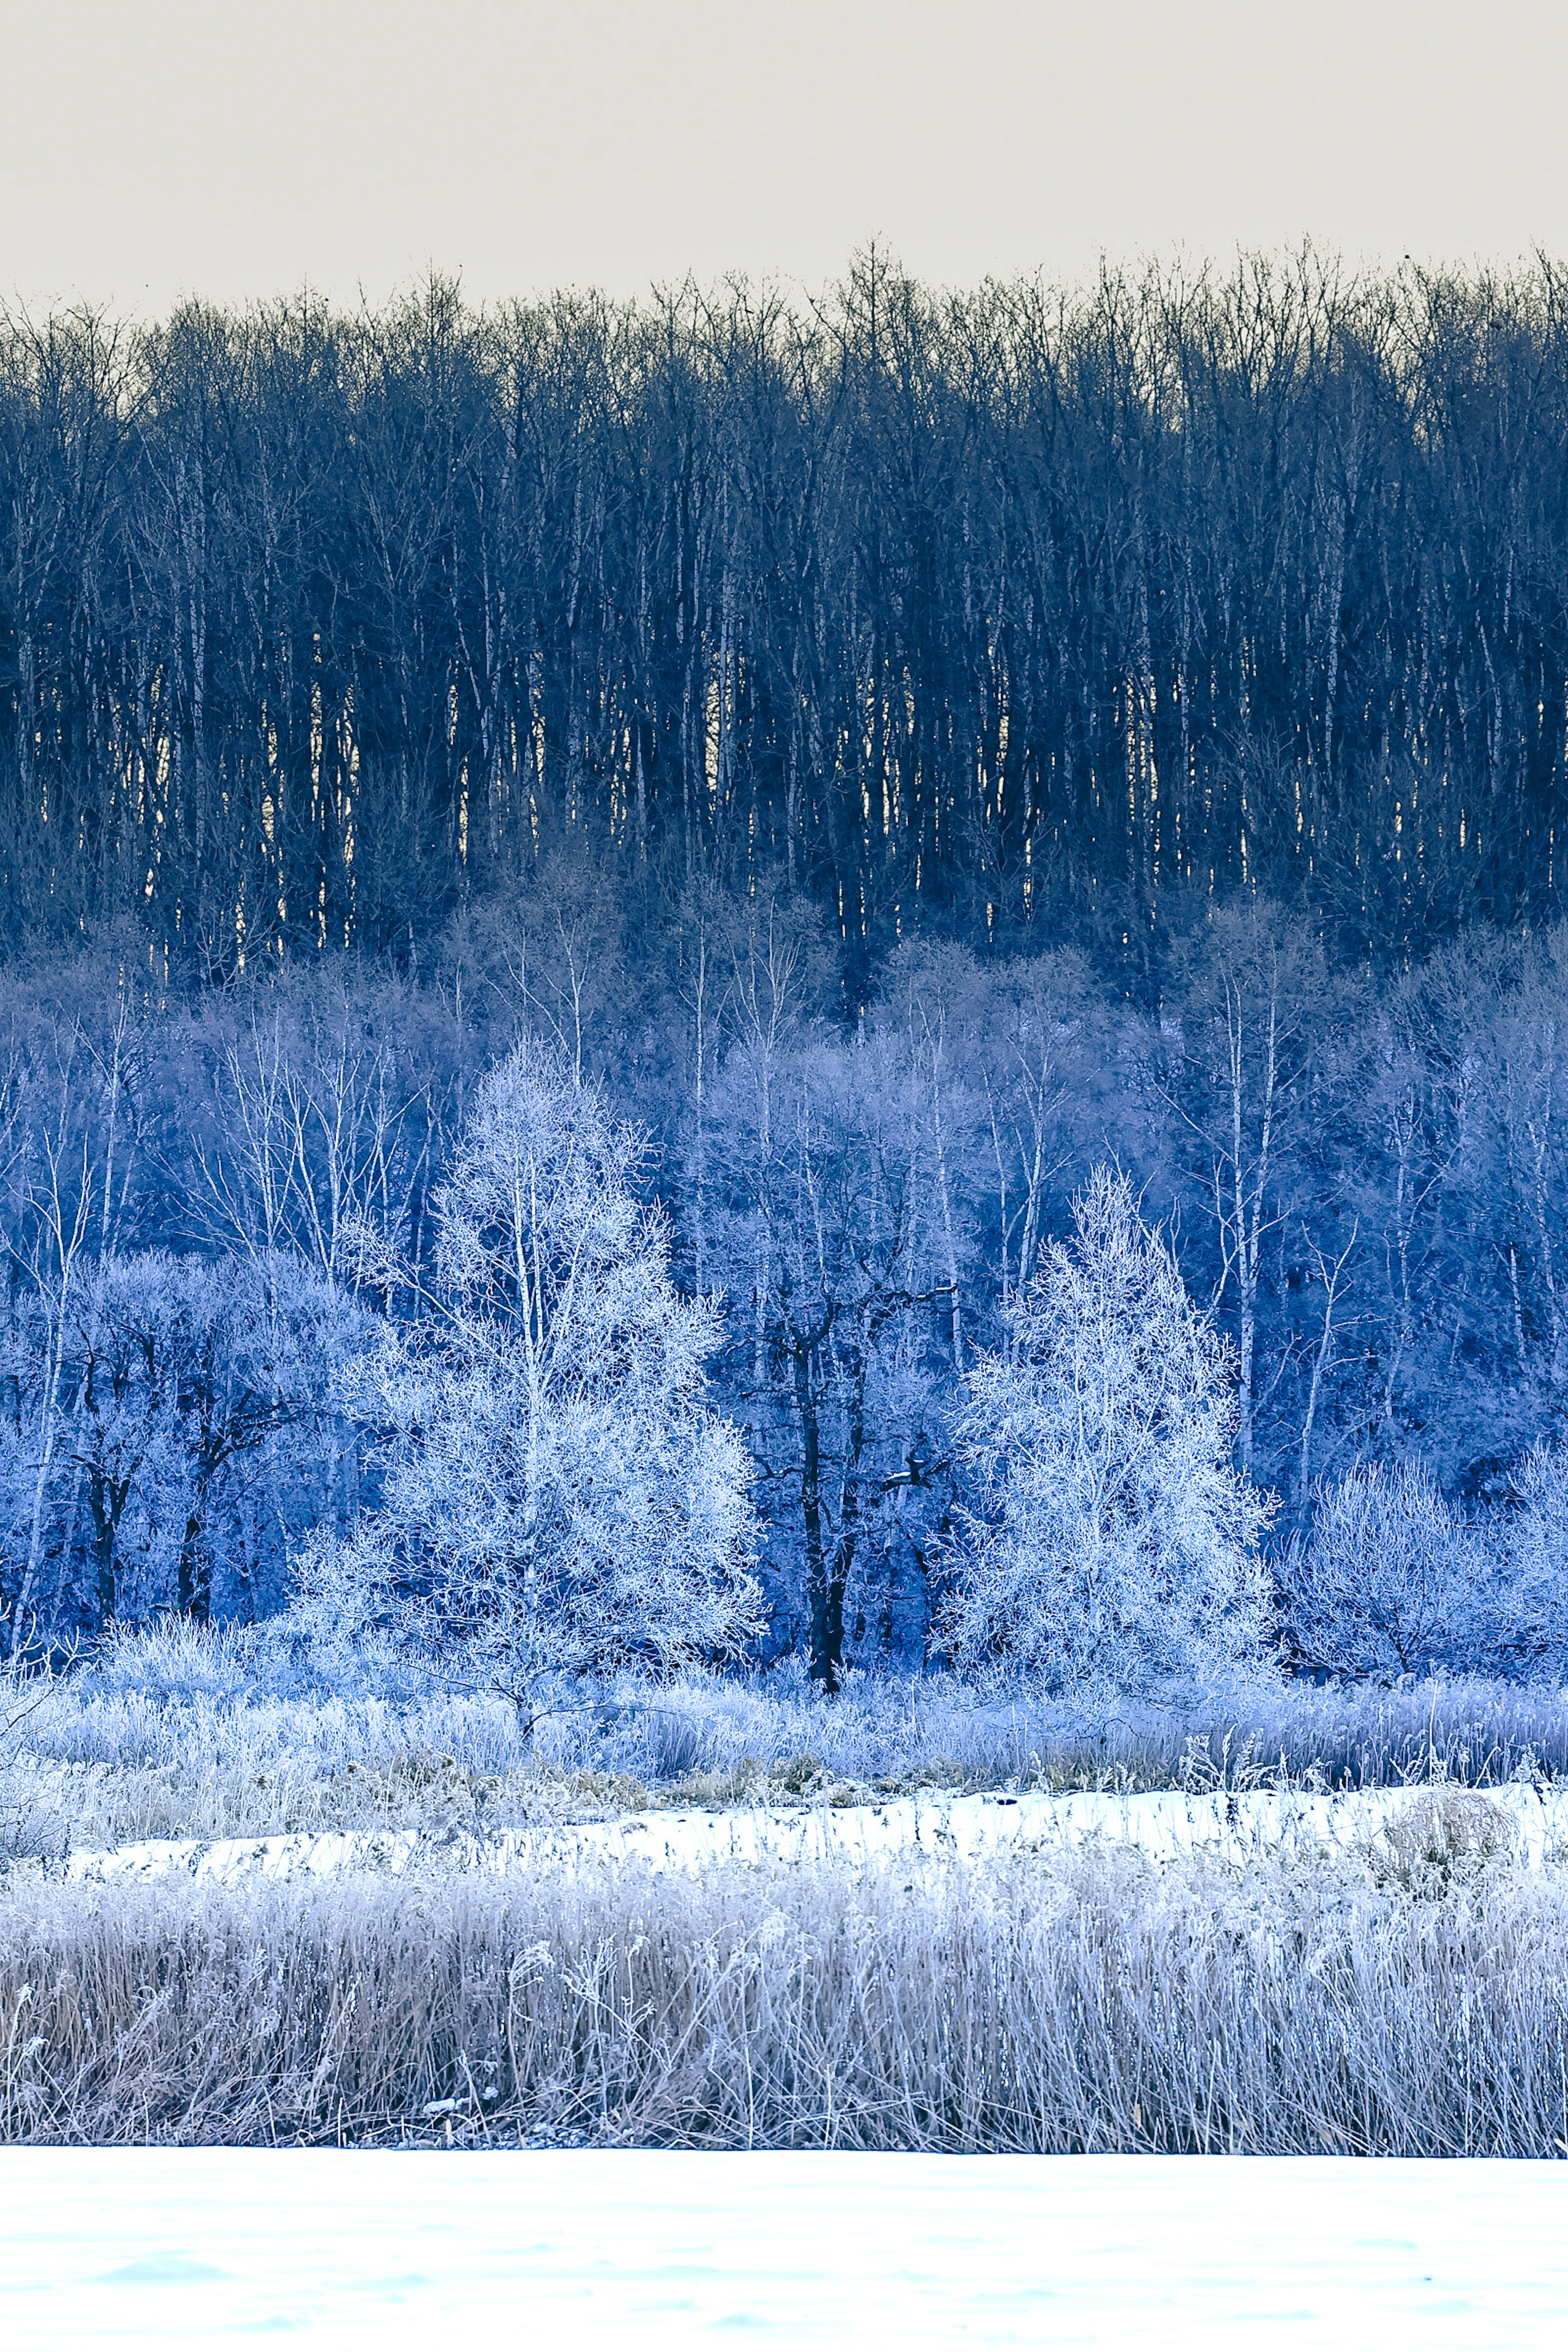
[794,1337,842,1693]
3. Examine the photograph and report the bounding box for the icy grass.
[4,1807,1568,2154]
[6,1617,1568,1858]
[9,1624,1568,2156]
[9,1618,1568,1853]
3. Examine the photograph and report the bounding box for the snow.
[56,1775,1568,1885]
[1,2149,1565,2347]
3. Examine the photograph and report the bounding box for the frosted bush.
[1284,1462,1484,1679]
[1493,1443,1568,1679]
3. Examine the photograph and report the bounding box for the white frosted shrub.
[1284,1461,1482,1679]
[1492,1444,1568,1679]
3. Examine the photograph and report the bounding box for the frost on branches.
[1482,1444,1568,1681]
[292,1041,762,1722]
[1281,1461,1479,1679]
[940,1167,1272,1701]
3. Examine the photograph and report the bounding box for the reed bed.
[3,1800,1567,2154]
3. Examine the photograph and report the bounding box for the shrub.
[1283,1461,1483,1679]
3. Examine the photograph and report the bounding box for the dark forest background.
[5,252,1568,1672]
[5,247,1568,965]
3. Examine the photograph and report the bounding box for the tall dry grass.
[3,1798,1567,2154]
[9,1619,1568,1862]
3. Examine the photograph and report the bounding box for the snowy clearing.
[54,1773,1568,1885]
[2,2149,1565,2347]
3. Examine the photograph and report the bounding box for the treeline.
[5,251,1568,970]
[4,876,1568,1677]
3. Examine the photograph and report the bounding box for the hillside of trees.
[5,250,1568,974]
[7,254,1568,1689]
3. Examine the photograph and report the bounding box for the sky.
[3,0,1565,318]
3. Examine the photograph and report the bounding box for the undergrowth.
[4,1617,1568,1859]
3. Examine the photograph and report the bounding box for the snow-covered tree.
[939,1167,1273,1699]
[293,1040,762,1720]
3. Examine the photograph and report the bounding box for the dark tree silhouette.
[4,252,1568,973]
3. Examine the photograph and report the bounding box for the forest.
[6,252,1568,1695]
[5,248,1568,972]
[2,879,1568,1690]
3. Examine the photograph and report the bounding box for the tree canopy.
[5,250,1568,973]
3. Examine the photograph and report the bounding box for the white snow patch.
[56,1776,1568,1885]
[1,2148,1564,2347]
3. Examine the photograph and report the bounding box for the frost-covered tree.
[294,1040,762,1719]
[1281,1461,1482,1679]
[1488,1445,1568,1679]
[0,1248,365,1634]
[939,1168,1273,1700]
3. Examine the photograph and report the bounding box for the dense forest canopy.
[5,248,1568,972]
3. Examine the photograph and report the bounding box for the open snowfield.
[53,1773,1568,1886]
[2,2149,1565,2347]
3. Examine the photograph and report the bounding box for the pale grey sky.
[4,0,1564,316]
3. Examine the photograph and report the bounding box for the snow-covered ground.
[2,2149,1565,2347]
[56,1774,1568,1884]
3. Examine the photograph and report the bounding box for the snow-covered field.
[54,1773,1568,1885]
[3,2149,1565,2347]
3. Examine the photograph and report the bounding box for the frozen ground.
[55,1773,1568,1884]
[2,2149,1565,2347]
